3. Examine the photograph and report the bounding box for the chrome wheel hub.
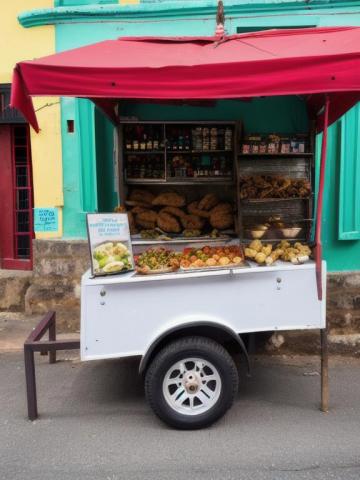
[163,357,222,416]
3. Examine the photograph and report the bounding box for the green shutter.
[338,103,360,240]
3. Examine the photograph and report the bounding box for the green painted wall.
[119,98,308,133]
[95,108,118,212]
[60,97,97,237]
[51,0,360,271]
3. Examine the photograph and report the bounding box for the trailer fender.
[139,321,250,376]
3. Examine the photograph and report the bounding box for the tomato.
[183,248,193,255]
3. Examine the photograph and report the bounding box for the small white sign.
[86,213,134,277]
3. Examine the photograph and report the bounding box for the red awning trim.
[10,27,360,131]
[11,66,40,133]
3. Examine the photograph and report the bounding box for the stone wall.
[1,239,360,352]
[24,239,90,331]
[0,269,32,311]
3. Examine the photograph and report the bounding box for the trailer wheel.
[144,336,238,429]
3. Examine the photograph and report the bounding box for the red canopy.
[11,27,360,132]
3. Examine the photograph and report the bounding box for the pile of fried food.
[135,247,180,274]
[120,189,234,235]
[245,240,312,266]
[180,245,243,269]
[135,245,244,274]
[239,175,311,200]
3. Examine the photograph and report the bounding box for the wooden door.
[0,124,33,269]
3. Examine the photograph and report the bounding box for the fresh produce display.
[92,241,133,274]
[135,247,180,274]
[239,175,311,199]
[245,239,311,266]
[179,245,244,269]
[135,244,244,274]
[119,189,235,236]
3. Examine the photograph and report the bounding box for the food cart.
[12,23,360,429]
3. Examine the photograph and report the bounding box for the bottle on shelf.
[178,130,184,151]
[153,130,159,150]
[133,137,139,151]
[210,127,218,150]
[224,127,232,150]
[140,131,147,151]
[217,127,225,150]
[139,158,146,178]
[146,127,153,150]
[192,127,203,151]
[213,156,221,176]
[202,127,210,151]
[125,127,132,151]
[184,131,191,151]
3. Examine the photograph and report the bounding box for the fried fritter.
[157,212,182,233]
[135,210,158,230]
[129,189,155,205]
[131,206,150,215]
[209,211,233,230]
[152,192,186,207]
[198,193,219,211]
[239,175,311,199]
[160,206,186,218]
[187,201,211,218]
[181,214,205,230]
[209,203,233,216]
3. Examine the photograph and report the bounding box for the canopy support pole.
[315,94,330,301]
[315,94,330,413]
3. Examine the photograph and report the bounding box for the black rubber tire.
[144,336,239,430]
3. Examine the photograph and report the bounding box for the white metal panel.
[81,261,325,361]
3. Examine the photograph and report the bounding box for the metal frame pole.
[24,345,38,421]
[320,327,329,412]
[23,311,80,420]
[315,94,330,301]
[315,94,330,412]
[48,314,57,364]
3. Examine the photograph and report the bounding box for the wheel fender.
[139,321,250,376]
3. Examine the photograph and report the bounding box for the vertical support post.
[49,313,56,364]
[315,95,330,300]
[320,327,329,412]
[24,345,38,421]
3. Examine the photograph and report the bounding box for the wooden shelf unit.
[118,121,315,245]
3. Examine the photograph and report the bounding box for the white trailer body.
[81,261,326,362]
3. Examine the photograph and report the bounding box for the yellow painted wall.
[0,1,63,238]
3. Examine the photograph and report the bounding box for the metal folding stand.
[24,311,80,420]
[315,94,330,413]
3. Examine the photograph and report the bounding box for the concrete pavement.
[1,351,360,480]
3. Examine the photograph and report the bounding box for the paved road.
[1,352,360,480]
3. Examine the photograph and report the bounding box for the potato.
[255,252,267,264]
[245,248,257,259]
[249,239,263,252]
[262,244,272,256]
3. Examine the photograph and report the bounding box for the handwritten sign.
[86,213,134,276]
[34,208,59,232]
